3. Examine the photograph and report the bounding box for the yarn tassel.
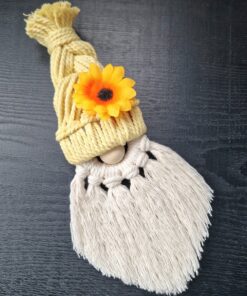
[70,135,213,294]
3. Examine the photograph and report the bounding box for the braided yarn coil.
[25,2,146,165]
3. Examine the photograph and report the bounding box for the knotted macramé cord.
[75,135,152,190]
[71,134,213,294]
[25,2,146,165]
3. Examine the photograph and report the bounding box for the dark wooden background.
[0,0,246,295]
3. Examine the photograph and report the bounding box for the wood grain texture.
[0,0,246,295]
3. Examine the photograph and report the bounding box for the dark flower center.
[98,88,113,101]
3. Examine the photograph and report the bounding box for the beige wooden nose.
[99,145,125,164]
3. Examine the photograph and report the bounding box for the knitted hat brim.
[59,107,147,165]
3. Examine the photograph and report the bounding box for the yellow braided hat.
[25,1,146,165]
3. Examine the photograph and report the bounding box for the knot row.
[123,166,140,180]
[75,166,89,179]
[139,135,151,152]
[135,152,149,168]
[103,176,123,189]
[88,175,102,186]
[77,165,141,191]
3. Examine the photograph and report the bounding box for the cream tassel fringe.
[70,135,213,294]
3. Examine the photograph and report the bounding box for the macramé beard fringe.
[70,135,213,295]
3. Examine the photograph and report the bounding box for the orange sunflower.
[73,63,137,120]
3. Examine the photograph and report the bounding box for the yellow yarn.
[25,1,146,165]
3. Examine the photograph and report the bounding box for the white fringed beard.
[70,135,213,294]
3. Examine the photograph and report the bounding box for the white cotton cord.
[69,135,213,295]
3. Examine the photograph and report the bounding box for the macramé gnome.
[25,2,213,294]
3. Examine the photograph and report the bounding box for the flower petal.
[73,84,86,96]
[81,99,96,109]
[78,73,91,87]
[110,66,125,83]
[86,109,97,117]
[102,64,114,82]
[73,94,85,104]
[119,87,136,99]
[107,104,120,117]
[89,63,101,80]
[99,113,110,120]
[79,72,88,81]
[94,105,106,114]
[94,105,110,120]
[119,100,132,112]
[118,78,136,88]
[73,84,80,91]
